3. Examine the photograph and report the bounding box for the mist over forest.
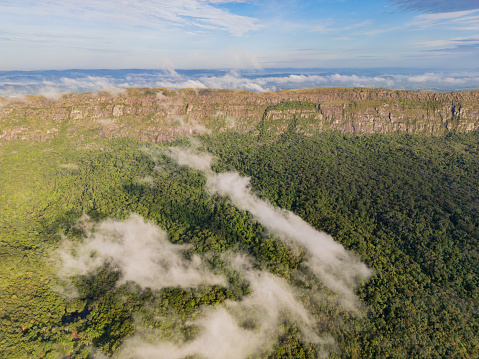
[2,0,479,356]
[1,87,478,358]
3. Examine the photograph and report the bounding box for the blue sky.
[1,0,479,70]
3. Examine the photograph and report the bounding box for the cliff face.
[1,87,479,142]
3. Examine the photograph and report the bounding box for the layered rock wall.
[1,87,479,142]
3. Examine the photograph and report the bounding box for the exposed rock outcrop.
[1,87,479,142]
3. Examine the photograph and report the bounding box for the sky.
[1,0,479,71]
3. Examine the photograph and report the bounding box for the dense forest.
[0,113,478,358]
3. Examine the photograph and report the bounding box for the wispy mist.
[166,146,215,172]
[165,146,372,311]
[59,214,224,290]
[117,254,333,359]
[58,214,334,358]
[56,145,372,358]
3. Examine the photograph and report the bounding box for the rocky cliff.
[1,87,479,142]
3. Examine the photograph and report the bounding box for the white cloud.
[407,9,479,34]
[311,19,371,33]
[199,72,271,92]
[58,213,338,357]
[419,36,479,47]
[166,147,372,311]
[389,0,479,14]
[166,147,215,172]
[2,69,479,98]
[59,214,224,290]
[116,253,333,359]
[406,73,472,84]
[414,9,479,22]
[206,172,371,309]
[360,9,479,35]
[0,0,261,36]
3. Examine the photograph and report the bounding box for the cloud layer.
[1,68,479,98]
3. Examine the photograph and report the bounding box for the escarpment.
[1,87,479,142]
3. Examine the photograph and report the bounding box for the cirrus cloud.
[0,0,261,36]
[389,0,479,13]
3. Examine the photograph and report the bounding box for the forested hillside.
[1,95,478,358]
